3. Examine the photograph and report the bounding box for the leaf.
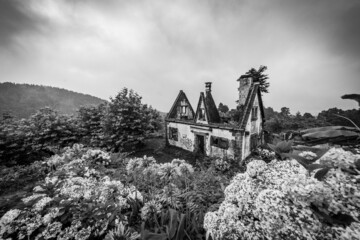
[267,143,278,154]
[282,153,309,168]
[341,167,358,175]
[332,213,356,226]
[276,140,293,153]
[307,164,326,173]
[175,214,186,240]
[314,167,331,181]
[167,209,178,239]
[142,230,168,240]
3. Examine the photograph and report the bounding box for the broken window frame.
[210,136,229,149]
[251,106,258,121]
[169,127,178,141]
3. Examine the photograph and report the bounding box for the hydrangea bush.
[204,147,360,240]
[0,144,142,240]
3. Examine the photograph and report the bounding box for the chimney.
[205,82,212,93]
[237,75,252,106]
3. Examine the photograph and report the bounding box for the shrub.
[204,147,360,240]
[0,145,142,240]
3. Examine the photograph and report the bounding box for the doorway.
[196,135,205,154]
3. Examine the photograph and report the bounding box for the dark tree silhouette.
[245,65,270,93]
[218,102,229,113]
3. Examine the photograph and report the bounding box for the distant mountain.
[0,82,107,119]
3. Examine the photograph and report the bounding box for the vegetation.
[0,88,161,166]
[264,106,360,133]
[204,147,360,239]
[0,145,242,240]
[1,82,359,239]
[0,82,106,119]
[245,65,270,93]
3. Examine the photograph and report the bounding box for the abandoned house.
[165,75,265,160]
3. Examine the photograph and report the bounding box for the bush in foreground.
[204,147,360,240]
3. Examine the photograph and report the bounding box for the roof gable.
[167,90,195,120]
[195,92,209,123]
[205,91,221,123]
[195,91,221,124]
[239,84,265,129]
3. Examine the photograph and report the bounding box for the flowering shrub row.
[0,144,142,240]
[1,144,229,239]
[204,147,360,240]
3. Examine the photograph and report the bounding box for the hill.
[0,82,106,118]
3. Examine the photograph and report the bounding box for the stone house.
[165,75,265,160]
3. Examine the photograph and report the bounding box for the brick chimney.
[237,75,252,106]
[205,82,212,93]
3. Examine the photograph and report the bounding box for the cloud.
[0,0,47,51]
[0,0,359,115]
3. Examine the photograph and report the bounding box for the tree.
[218,103,229,113]
[102,88,161,152]
[303,112,314,119]
[245,65,270,93]
[280,107,290,118]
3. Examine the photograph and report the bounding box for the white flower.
[33,186,45,192]
[33,197,53,212]
[141,200,162,220]
[246,160,267,177]
[0,209,21,235]
[22,194,47,203]
[299,151,317,160]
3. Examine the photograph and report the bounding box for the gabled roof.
[195,91,221,124]
[166,90,195,119]
[205,91,221,123]
[239,84,265,129]
[195,92,209,123]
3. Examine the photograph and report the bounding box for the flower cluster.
[126,156,194,180]
[256,147,276,161]
[299,151,317,160]
[140,200,162,220]
[82,149,111,166]
[204,147,360,240]
[214,158,231,172]
[0,148,142,240]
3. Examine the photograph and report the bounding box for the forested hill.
[0,82,106,118]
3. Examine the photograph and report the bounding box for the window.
[180,100,188,115]
[251,106,258,120]
[169,127,178,141]
[211,136,229,149]
[181,106,187,114]
[198,108,205,120]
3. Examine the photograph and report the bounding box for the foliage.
[253,147,276,162]
[262,106,360,134]
[0,88,162,166]
[245,65,270,93]
[103,88,161,152]
[0,82,105,119]
[218,103,229,113]
[0,144,143,240]
[204,148,360,240]
[0,108,78,166]
[0,161,48,195]
[77,104,107,148]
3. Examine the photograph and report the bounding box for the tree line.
[0,88,162,166]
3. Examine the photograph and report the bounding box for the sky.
[0,0,360,115]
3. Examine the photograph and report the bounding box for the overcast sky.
[1,0,359,115]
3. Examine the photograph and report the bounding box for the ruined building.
[165,75,265,160]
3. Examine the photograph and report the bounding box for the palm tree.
[246,65,270,93]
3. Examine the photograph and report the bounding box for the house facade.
[165,75,265,161]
